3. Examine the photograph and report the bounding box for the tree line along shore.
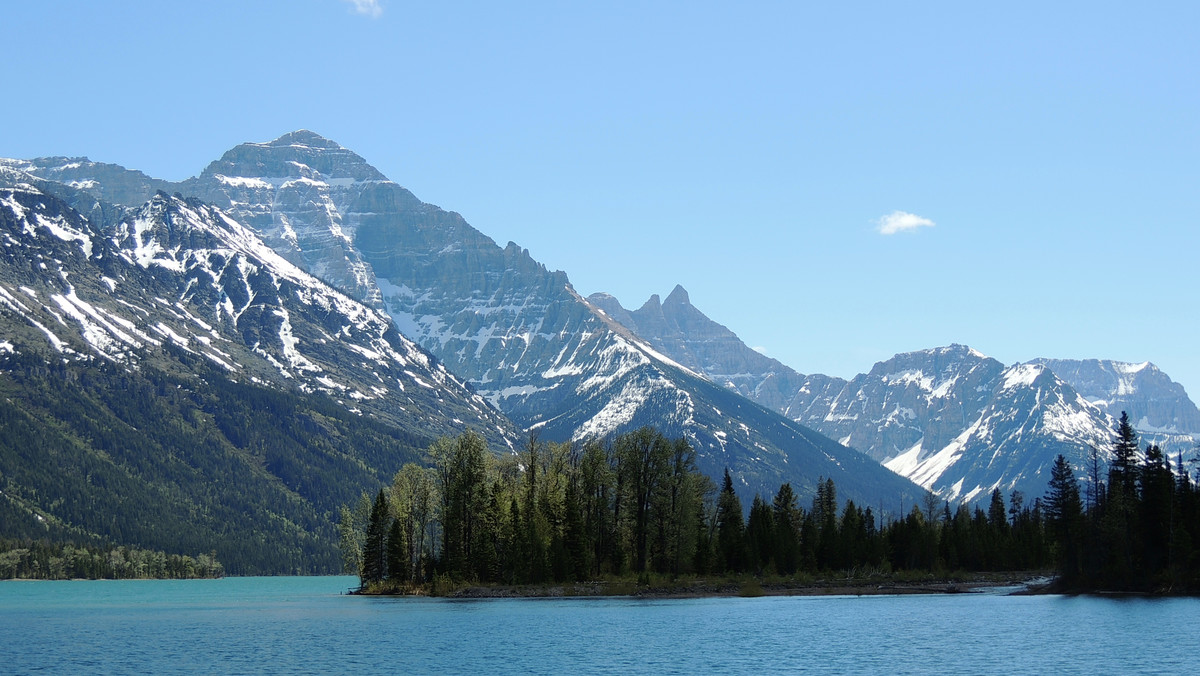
[342,415,1200,596]
[0,538,223,580]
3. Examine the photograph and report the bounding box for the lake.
[2,576,1197,674]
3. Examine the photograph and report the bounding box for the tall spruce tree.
[1139,445,1174,577]
[772,483,801,575]
[745,495,775,573]
[716,468,744,573]
[386,516,409,583]
[1110,411,1139,498]
[1045,455,1083,582]
[361,488,390,586]
[1102,412,1140,586]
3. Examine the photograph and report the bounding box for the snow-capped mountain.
[9,132,924,506]
[0,167,517,449]
[178,130,386,306]
[594,288,1127,503]
[876,359,1115,503]
[1030,358,1200,455]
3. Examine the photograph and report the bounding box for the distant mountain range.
[592,287,1200,504]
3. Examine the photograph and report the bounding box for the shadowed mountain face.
[8,132,924,507]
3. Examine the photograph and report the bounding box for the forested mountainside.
[0,170,523,573]
[0,348,427,574]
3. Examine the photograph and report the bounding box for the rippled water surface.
[3,576,1198,674]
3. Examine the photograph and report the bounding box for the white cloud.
[342,0,383,18]
[877,211,935,235]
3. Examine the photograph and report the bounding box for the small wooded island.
[342,417,1200,597]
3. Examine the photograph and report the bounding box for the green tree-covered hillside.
[0,346,430,575]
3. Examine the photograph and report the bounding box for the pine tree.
[1102,413,1141,587]
[386,516,409,584]
[1139,444,1174,578]
[1110,411,1139,498]
[1045,455,1083,582]
[813,478,838,570]
[745,495,775,574]
[716,468,744,573]
[772,483,801,575]
[361,488,390,586]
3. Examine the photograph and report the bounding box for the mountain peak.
[264,130,344,150]
[200,131,386,183]
[924,343,989,360]
[663,284,690,307]
[638,294,662,312]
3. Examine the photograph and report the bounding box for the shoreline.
[358,572,1056,599]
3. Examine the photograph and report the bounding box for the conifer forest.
[342,414,1200,594]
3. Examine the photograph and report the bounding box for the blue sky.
[4,1,1198,397]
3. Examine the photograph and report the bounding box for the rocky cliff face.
[178,130,387,307]
[806,345,1005,462]
[0,157,171,208]
[0,169,527,572]
[1031,358,1200,454]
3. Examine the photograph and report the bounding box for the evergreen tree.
[1102,414,1140,587]
[1110,411,1139,498]
[1044,455,1083,582]
[361,489,390,586]
[745,495,775,574]
[771,483,801,575]
[813,478,838,570]
[716,468,744,573]
[1139,444,1174,578]
[386,516,409,583]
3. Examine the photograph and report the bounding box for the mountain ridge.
[5,132,925,509]
[0,173,530,572]
[589,286,1198,503]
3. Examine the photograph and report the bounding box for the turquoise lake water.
[2,576,1198,674]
